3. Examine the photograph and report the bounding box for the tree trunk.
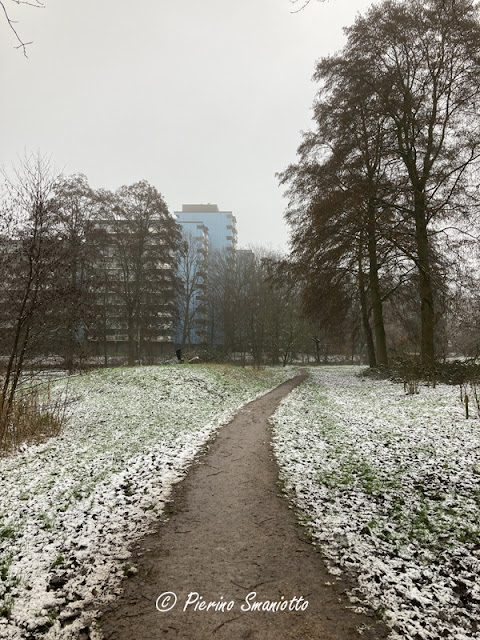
[181,302,189,351]
[103,331,108,368]
[127,314,136,366]
[358,244,377,368]
[414,192,435,366]
[65,256,78,372]
[323,341,329,364]
[367,201,388,365]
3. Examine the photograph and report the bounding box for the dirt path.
[99,373,388,640]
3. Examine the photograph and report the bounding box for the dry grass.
[0,382,70,454]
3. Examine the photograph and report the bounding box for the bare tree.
[0,153,61,443]
[345,0,480,364]
[176,230,208,350]
[205,248,236,355]
[50,174,99,370]
[98,181,181,365]
[227,248,310,367]
[281,0,480,367]
[234,250,267,368]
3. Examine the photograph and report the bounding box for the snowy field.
[271,367,480,640]
[0,364,295,639]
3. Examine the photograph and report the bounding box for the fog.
[0,0,373,249]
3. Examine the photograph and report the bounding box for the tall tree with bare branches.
[282,0,480,366]
[345,0,480,364]
[0,153,62,443]
[98,181,181,365]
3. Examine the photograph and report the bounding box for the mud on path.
[99,373,389,640]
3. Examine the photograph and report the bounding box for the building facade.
[175,204,237,253]
[91,215,179,363]
[175,221,209,347]
[174,204,238,347]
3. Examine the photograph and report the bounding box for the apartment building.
[90,215,179,363]
[175,204,237,253]
[174,204,238,347]
[175,221,209,346]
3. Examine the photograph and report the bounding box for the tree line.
[279,0,480,367]
[0,155,181,438]
[0,155,327,445]
[181,243,331,368]
[0,153,334,432]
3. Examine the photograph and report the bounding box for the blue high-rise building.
[174,204,238,348]
[174,221,209,347]
[175,204,237,253]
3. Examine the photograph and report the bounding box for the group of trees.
[0,155,324,445]
[177,238,356,367]
[1,154,327,403]
[93,181,181,366]
[0,154,181,416]
[204,247,313,367]
[280,0,480,366]
[7,1,480,378]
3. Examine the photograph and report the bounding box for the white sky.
[0,0,373,250]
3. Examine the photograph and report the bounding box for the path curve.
[99,373,389,640]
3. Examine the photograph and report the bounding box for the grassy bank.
[271,366,480,640]
[0,364,295,639]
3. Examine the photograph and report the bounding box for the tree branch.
[1,0,44,57]
[290,0,317,15]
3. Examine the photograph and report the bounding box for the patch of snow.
[0,364,295,639]
[270,366,480,640]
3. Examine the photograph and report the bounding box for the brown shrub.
[0,382,69,453]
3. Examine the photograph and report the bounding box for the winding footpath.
[99,373,388,640]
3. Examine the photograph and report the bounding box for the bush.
[0,382,70,453]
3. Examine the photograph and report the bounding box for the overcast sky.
[0,0,373,251]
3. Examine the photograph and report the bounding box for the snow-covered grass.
[0,364,295,639]
[271,366,480,640]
